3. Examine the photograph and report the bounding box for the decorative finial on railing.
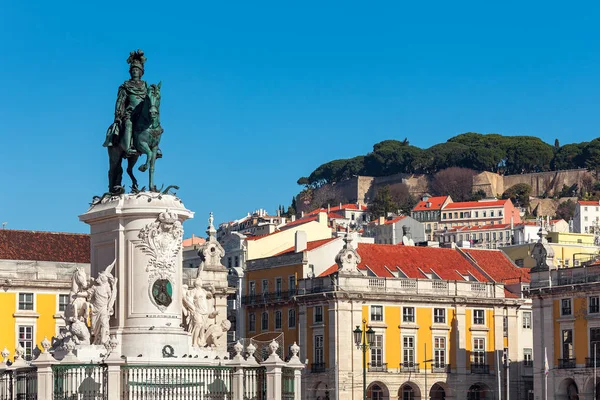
[1,347,9,363]
[14,344,25,360]
[41,337,51,354]
[269,339,279,355]
[290,342,300,358]
[64,338,76,356]
[246,342,256,358]
[234,341,243,357]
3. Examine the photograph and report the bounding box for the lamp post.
[423,343,434,400]
[354,319,375,400]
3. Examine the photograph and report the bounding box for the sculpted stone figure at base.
[182,277,219,348]
[88,261,118,346]
[62,267,92,346]
[205,319,231,348]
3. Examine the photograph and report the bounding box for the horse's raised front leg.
[137,141,153,173]
[149,149,158,191]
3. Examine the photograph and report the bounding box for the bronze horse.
[106,82,163,193]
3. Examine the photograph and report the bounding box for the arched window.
[368,384,384,400]
[400,384,416,400]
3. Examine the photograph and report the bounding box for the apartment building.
[573,200,600,234]
[411,195,452,240]
[0,230,90,360]
[530,229,600,400]
[440,199,522,229]
[363,215,426,244]
[217,208,287,241]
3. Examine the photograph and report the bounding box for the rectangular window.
[475,211,479,218]
[561,298,572,316]
[434,308,445,324]
[261,311,269,331]
[473,338,485,364]
[490,211,495,217]
[249,313,256,331]
[18,293,33,311]
[483,211,487,218]
[473,309,485,325]
[288,308,296,328]
[562,329,573,359]
[370,334,383,367]
[590,328,600,360]
[58,294,70,312]
[261,279,268,294]
[275,278,282,297]
[434,336,446,368]
[499,210,503,216]
[371,305,383,322]
[590,297,600,314]
[523,311,531,329]
[227,257,232,268]
[403,307,415,323]
[524,348,533,367]
[442,213,446,220]
[18,326,34,361]
[492,232,497,240]
[289,276,296,293]
[314,306,324,323]
[234,256,239,268]
[275,310,282,330]
[249,281,256,296]
[314,335,324,364]
[403,336,415,365]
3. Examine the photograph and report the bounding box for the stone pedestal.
[79,193,193,359]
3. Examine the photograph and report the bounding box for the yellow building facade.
[0,229,90,361]
[530,230,600,400]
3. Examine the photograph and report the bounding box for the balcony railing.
[399,362,419,373]
[431,363,451,373]
[311,363,326,373]
[586,357,600,367]
[367,363,388,372]
[470,363,489,374]
[558,358,576,369]
[241,290,296,305]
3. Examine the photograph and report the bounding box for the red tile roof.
[355,244,489,281]
[319,264,339,277]
[0,229,90,263]
[413,196,450,211]
[274,238,338,256]
[279,215,319,230]
[578,200,600,206]
[463,249,530,283]
[443,200,507,210]
[328,212,345,219]
[182,236,206,247]
[245,230,282,241]
[504,288,519,298]
[307,204,367,215]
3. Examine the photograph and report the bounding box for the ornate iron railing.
[367,363,388,372]
[558,358,577,369]
[121,364,233,400]
[399,362,419,373]
[14,367,37,400]
[0,370,13,400]
[431,363,451,373]
[310,363,326,373]
[243,366,266,400]
[586,357,600,367]
[53,363,107,400]
[470,363,489,374]
[281,367,294,400]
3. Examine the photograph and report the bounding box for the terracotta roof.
[0,229,90,263]
[307,204,367,215]
[182,236,206,247]
[355,244,489,281]
[413,196,450,211]
[274,238,338,256]
[328,212,345,219]
[578,201,600,206]
[462,249,530,283]
[319,264,339,277]
[245,230,282,241]
[443,200,507,210]
[504,288,519,298]
[279,216,318,230]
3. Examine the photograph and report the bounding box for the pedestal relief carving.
[137,210,183,312]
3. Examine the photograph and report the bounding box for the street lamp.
[354,320,375,400]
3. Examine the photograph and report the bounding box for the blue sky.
[1,1,599,236]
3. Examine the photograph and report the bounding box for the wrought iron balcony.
[241,291,294,305]
[311,363,326,373]
[367,363,388,372]
[431,363,451,373]
[586,357,600,367]
[558,358,576,369]
[470,363,489,374]
[399,362,419,373]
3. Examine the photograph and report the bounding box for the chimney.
[327,204,331,213]
[379,216,385,225]
[295,231,308,253]
[301,211,305,218]
[339,202,343,210]
[317,211,328,225]
[402,226,411,239]
[291,215,296,222]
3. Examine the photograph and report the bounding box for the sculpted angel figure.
[88,261,118,346]
[183,277,219,347]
